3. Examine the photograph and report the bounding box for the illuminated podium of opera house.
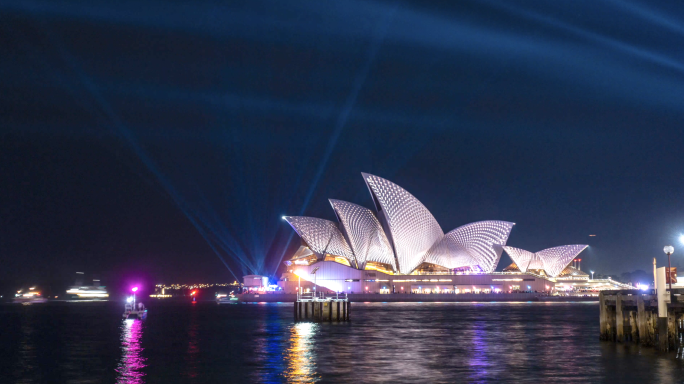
[277,173,589,294]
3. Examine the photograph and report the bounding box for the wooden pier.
[599,289,684,351]
[294,292,350,322]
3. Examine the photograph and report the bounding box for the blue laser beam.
[272,5,397,275]
[35,23,247,280]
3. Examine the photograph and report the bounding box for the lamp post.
[311,267,320,298]
[132,287,138,309]
[590,270,594,280]
[664,246,674,291]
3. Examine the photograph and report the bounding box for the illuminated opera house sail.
[502,245,589,278]
[278,173,592,294]
[283,173,515,275]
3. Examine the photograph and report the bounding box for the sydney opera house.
[277,173,590,294]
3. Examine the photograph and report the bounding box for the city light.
[679,234,684,245]
[132,287,139,292]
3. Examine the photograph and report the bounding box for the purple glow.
[132,287,139,292]
[116,319,146,383]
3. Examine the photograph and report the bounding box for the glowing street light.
[131,286,139,308]
[664,245,675,291]
[590,270,595,280]
[679,234,684,245]
[311,267,320,297]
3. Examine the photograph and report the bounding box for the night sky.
[2,1,684,290]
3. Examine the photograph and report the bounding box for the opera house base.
[235,292,560,303]
[277,261,555,297]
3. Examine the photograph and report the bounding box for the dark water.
[1,301,683,383]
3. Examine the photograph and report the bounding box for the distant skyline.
[2,0,684,288]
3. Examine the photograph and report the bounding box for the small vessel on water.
[216,292,239,303]
[122,286,147,320]
[66,286,109,300]
[123,302,148,320]
[13,288,47,304]
[66,273,109,300]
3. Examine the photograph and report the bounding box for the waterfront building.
[277,173,591,294]
[244,275,270,292]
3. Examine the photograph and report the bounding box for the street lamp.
[590,270,594,280]
[131,286,138,309]
[664,245,675,291]
[311,267,320,298]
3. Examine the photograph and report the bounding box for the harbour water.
[1,301,683,383]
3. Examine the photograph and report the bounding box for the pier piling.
[294,292,350,322]
[637,295,646,344]
[599,289,684,351]
[616,293,624,342]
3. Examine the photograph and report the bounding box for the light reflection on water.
[115,319,146,384]
[3,302,684,383]
[183,309,200,382]
[16,318,40,383]
[283,322,319,382]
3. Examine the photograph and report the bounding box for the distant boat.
[13,288,47,304]
[216,292,238,303]
[67,274,109,299]
[123,302,148,320]
[66,286,109,299]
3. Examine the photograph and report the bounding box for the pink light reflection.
[115,319,146,383]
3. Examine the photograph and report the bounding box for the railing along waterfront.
[297,291,348,302]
